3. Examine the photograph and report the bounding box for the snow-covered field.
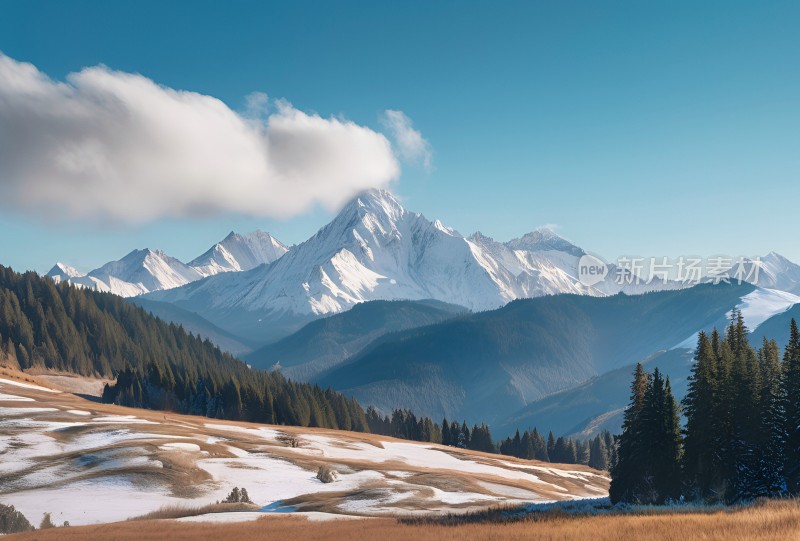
[0,376,608,527]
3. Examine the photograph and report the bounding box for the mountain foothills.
[314,284,755,426]
[244,299,468,380]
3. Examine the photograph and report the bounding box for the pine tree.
[783,318,800,494]
[532,428,549,461]
[682,331,718,498]
[547,431,556,461]
[749,338,785,497]
[589,436,608,471]
[609,363,649,503]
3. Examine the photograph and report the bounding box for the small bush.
[0,503,33,534]
[220,487,254,504]
[316,465,338,483]
[40,511,56,529]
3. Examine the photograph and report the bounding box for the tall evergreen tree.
[749,337,785,497]
[682,331,718,498]
[783,318,800,494]
[609,363,649,503]
[588,436,608,471]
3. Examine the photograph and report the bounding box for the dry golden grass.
[7,500,800,541]
[130,502,260,521]
[0,366,60,391]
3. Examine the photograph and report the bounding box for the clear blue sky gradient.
[1,1,799,272]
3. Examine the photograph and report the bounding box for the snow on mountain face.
[46,231,289,298]
[673,287,800,350]
[466,232,590,298]
[46,262,85,283]
[148,190,608,319]
[190,230,289,276]
[744,252,800,294]
[506,229,585,257]
[155,190,516,315]
[88,249,203,293]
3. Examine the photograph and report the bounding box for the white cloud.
[0,53,403,224]
[380,109,432,170]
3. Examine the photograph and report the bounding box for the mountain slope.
[189,229,289,276]
[748,252,800,294]
[497,286,800,439]
[130,297,256,355]
[90,249,203,293]
[495,349,694,440]
[315,283,755,426]
[244,299,469,380]
[46,262,84,282]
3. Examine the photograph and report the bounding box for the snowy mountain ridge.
[46,229,288,297]
[190,230,289,277]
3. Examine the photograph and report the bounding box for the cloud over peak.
[380,109,433,170]
[0,53,422,224]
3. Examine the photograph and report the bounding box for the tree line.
[366,406,611,466]
[499,428,616,470]
[611,310,800,504]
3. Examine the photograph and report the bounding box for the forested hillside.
[0,265,366,430]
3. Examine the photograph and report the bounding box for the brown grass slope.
[7,500,800,541]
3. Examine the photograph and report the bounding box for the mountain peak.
[468,231,496,244]
[762,251,793,265]
[506,228,583,256]
[47,262,84,279]
[345,188,406,221]
[189,228,289,276]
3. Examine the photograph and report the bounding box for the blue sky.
[1,0,799,273]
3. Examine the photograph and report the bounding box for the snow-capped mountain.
[45,230,289,297]
[89,249,203,294]
[46,262,85,283]
[146,189,621,343]
[745,252,800,294]
[189,230,288,277]
[149,190,521,317]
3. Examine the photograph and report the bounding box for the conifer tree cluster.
[365,407,443,444]
[611,312,800,504]
[499,428,615,468]
[440,418,496,453]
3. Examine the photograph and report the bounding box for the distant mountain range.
[46,230,288,297]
